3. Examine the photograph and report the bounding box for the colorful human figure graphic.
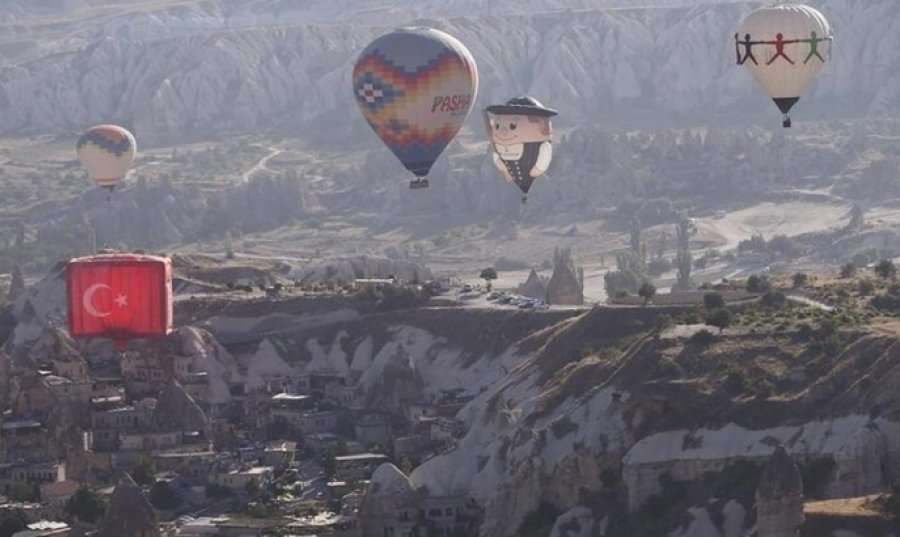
[737,33,759,65]
[802,31,828,64]
[767,33,798,65]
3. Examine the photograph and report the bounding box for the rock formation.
[546,247,583,305]
[97,473,160,537]
[517,269,548,300]
[755,446,804,537]
[358,463,421,537]
[3,2,900,141]
[153,379,209,436]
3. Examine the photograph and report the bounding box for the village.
[0,245,596,537]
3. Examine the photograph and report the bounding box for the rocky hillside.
[8,255,900,534]
[1,1,898,142]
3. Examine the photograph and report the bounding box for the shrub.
[690,329,716,345]
[792,272,809,288]
[724,370,748,393]
[550,416,579,439]
[875,259,897,280]
[840,262,856,278]
[858,279,875,296]
[703,292,725,310]
[747,274,771,293]
[761,291,787,309]
[706,308,733,333]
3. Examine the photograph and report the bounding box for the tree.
[792,272,809,288]
[130,456,156,486]
[761,291,787,309]
[66,487,106,524]
[706,308,732,334]
[654,231,669,260]
[149,481,181,511]
[746,274,771,293]
[8,482,34,503]
[630,216,643,259]
[704,292,725,310]
[0,510,26,537]
[225,231,235,260]
[859,279,876,296]
[674,219,694,290]
[847,204,865,231]
[245,478,260,498]
[479,268,498,292]
[604,251,646,298]
[638,282,656,305]
[876,260,897,280]
[8,265,25,303]
[840,263,857,279]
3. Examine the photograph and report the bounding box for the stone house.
[355,412,393,449]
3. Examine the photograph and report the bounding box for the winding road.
[242,146,283,183]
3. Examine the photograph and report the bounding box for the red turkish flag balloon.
[67,254,173,350]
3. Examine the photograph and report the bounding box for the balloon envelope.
[76,125,137,189]
[67,254,173,349]
[484,96,557,196]
[353,27,479,178]
[736,4,831,122]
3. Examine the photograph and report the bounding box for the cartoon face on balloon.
[483,96,558,200]
[486,113,553,160]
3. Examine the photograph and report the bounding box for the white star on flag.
[114,294,129,308]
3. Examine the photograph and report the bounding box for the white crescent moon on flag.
[83,283,112,318]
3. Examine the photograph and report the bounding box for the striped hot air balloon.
[353,27,479,189]
[76,124,137,190]
[736,4,833,128]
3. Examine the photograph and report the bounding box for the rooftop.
[2,420,42,430]
[272,393,310,401]
[225,466,274,476]
[335,453,388,462]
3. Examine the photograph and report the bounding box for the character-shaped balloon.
[736,4,832,128]
[76,125,137,191]
[484,97,558,203]
[353,27,478,190]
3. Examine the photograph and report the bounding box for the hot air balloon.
[736,4,832,128]
[67,253,173,352]
[76,124,137,192]
[353,27,479,189]
[484,96,558,203]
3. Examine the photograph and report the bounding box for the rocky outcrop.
[517,269,548,300]
[546,247,583,306]
[97,473,160,537]
[2,2,899,140]
[756,447,804,537]
[359,463,420,537]
[291,256,432,286]
[153,379,209,435]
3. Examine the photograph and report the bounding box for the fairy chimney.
[755,446,804,537]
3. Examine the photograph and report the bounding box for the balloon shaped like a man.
[484,96,558,203]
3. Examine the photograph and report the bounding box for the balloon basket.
[409,178,430,190]
[782,115,792,129]
[521,196,528,204]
